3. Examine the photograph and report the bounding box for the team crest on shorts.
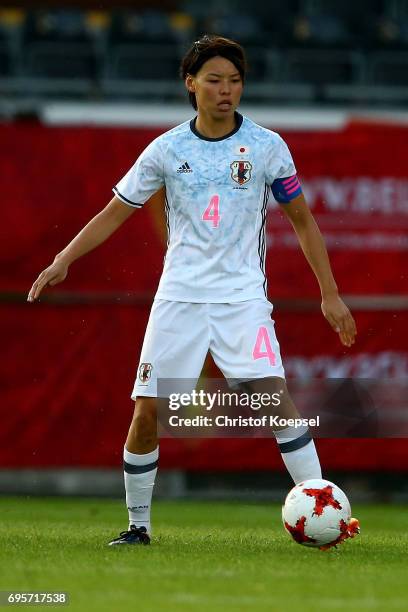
[230,161,252,185]
[139,363,153,383]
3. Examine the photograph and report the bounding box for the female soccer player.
[28,35,357,546]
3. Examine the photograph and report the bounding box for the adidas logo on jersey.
[177,162,193,173]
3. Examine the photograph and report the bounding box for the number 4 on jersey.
[202,195,221,228]
[253,326,276,366]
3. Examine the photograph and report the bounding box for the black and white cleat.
[108,525,150,546]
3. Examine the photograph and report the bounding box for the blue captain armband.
[271,174,302,204]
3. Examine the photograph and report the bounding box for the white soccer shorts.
[131,298,285,399]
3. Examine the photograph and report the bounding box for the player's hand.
[27,259,69,302]
[321,294,357,347]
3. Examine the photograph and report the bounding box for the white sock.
[274,426,322,484]
[123,446,159,534]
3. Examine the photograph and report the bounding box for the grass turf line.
[1,497,408,611]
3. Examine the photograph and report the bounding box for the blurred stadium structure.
[1,1,408,502]
[0,0,408,113]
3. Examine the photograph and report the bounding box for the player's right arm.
[27,196,135,302]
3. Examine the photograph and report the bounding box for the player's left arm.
[280,193,357,347]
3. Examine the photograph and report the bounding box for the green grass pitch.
[1,496,408,611]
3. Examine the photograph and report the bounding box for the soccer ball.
[282,478,359,550]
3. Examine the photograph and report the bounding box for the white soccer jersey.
[113,112,297,303]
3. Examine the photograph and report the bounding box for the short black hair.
[180,34,247,110]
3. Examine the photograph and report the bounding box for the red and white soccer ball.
[282,478,358,549]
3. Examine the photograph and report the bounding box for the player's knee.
[131,397,157,437]
[236,377,298,419]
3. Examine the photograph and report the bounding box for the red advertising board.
[1,120,407,470]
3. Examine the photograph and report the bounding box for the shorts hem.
[131,391,165,400]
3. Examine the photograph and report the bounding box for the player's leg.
[237,376,321,484]
[121,397,159,540]
[109,300,209,546]
[126,396,158,454]
[209,299,321,484]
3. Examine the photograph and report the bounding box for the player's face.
[187,56,243,119]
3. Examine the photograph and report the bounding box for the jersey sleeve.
[113,138,164,208]
[265,134,302,204]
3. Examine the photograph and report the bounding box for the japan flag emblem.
[234,145,250,155]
